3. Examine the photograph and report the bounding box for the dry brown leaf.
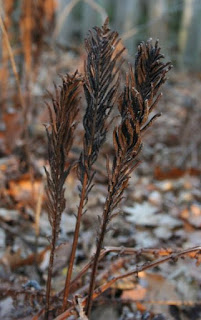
[121,284,147,300]
[0,247,22,270]
[0,246,50,270]
[154,166,201,180]
[8,178,42,203]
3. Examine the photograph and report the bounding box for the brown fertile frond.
[108,49,171,214]
[109,108,142,220]
[135,39,172,101]
[62,20,125,311]
[80,18,125,182]
[45,71,81,233]
[132,39,172,129]
[45,71,81,318]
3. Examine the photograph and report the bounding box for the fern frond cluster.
[43,19,172,319]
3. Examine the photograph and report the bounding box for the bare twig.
[35,182,44,237]
[83,0,107,22]
[53,0,80,39]
[0,11,25,112]
[55,246,201,320]
[90,296,201,307]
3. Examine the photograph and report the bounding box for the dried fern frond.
[132,39,172,131]
[45,71,81,318]
[135,39,172,101]
[80,17,125,182]
[45,72,80,232]
[62,18,124,311]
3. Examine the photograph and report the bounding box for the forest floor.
[0,49,201,320]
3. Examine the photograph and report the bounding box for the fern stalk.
[86,86,142,317]
[62,18,124,311]
[44,73,80,319]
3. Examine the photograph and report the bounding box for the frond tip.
[45,71,81,234]
[82,18,125,172]
[135,38,172,100]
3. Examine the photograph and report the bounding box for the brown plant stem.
[58,246,176,299]
[0,11,25,113]
[45,230,56,319]
[55,246,201,320]
[69,246,189,296]
[31,245,199,319]
[62,171,88,311]
[62,72,99,311]
[85,158,141,316]
[88,246,201,301]
[86,114,142,316]
[85,191,114,315]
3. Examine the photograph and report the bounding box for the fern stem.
[85,198,111,316]
[62,171,88,311]
[45,229,56,319]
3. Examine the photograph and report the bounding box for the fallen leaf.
[154,167,201,180]
[121,284,147,300]
[0,247,22,270]
[124,203,182,228]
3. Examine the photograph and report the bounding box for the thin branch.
[83,0,107,23]
[55,246,201,320]
[53,0,80,39]
[0,11,25,113]
[56,246,181,298]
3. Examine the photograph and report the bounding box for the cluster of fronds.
[44,72,81,317]
[86,40,172,316]
[42,20,173,319]
[108,39,172,241]
[111,38,172,209]
[2,10,201,320]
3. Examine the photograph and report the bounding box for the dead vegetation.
[0,4,201,320]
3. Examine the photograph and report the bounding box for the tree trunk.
[113,0,141,54]
[147,0,167,46]
[178,0,201,70]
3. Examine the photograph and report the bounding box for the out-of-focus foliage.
[55,0,201,71]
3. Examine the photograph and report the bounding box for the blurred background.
[56,0,201,70]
